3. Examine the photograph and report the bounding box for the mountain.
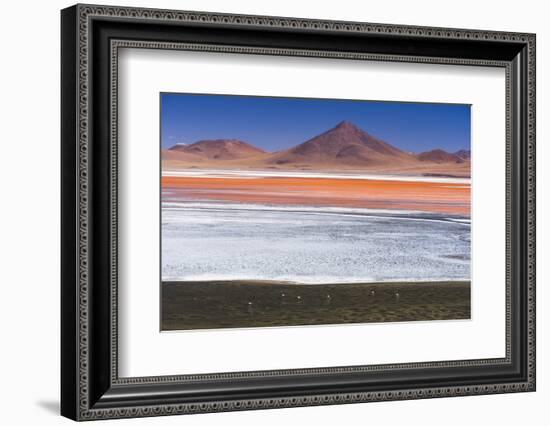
[454,149,471,160]
[417,149,465,164]
[162,121,471,177]
[168,139,265,160]
[162,148,204,163]
[266,121,416,167]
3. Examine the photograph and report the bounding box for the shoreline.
[162,168,471,184]
[162,278,471,286]
[162,280,471,331]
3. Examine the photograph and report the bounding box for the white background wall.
[0,0,546,424]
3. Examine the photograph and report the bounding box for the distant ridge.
[417,149,465,164]
[454,149,471,160]
[169,139,265,160]
[164,121,471,177]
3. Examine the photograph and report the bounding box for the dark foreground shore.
[161,280,470,331]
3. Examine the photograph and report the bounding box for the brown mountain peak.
[417,149,465,164]
[169,138,265,160]
[454,149,471,160]
[265,121,413,167]
[333,120,359,130]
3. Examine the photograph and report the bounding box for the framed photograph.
[61,4,536,421]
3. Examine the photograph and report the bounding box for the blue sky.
[161,93,470,153]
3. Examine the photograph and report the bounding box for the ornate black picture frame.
[61,4,536,421]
